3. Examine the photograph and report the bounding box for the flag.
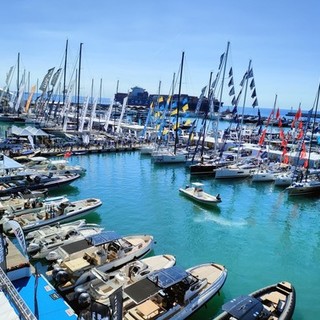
[39,67,55,92]
[278,118,282,127]
[228,77,234,87]
[6,66,14,84]
[239,72,247,87]
[247,68,254,78]
[25,85,36,113]
[279,128,285,140]
[64,151,72,158]
[229,87,235,96]
[231,96,237,106]
[252,98,258,108]
[158,96,164,103]
[0,233,7,271]
[258,129,266,146]
[229,67,233,77]
[300,142,307,159]
[170,109,178,116]
[51,68,62,87]
[304,159,309,168]
[298,121,303,130]
[182,104,189,112]
[218,53,225,70]
[250,79,255,90]
[276,108,280,120]
[294,107,302,120]
[251,89,256,98]
[4,220,28,257]
[297,129,304,140]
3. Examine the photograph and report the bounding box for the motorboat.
[67,254,176,306]
[151,149,188,164]
[123,262,227,319]
[48,231,154,292]
[2,197,102,233]
[179,183,221,206]
[0,194,69,217]
[25,219,87,241]
[0,173,81,196]
[21,156,86,176]
[26,222,104,259]
[286,178,320,196]
[213,281,295,320]
[215,163,257,179]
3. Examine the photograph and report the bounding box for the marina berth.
[1,197,102,233]
[122,263,227,319]
[67,254,176,306]
[179,182,221,206]
[213,281,296,320]
[48,231,154,292]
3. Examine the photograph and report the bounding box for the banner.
[4,220,28,258]
[39,67,55,92]
[25,85,36,113]
[0,233,7,270]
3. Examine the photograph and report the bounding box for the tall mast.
[174,51,184,154]
[63,39,68,105]
[77,42,83,131]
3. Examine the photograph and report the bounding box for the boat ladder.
[0,267,37,320]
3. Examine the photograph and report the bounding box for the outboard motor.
[78,292,91,308]
[27,243,41,256]
[74,286,87,300]
[55,270,69,284]
[52,267,64,280]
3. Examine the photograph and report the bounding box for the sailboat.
[286,83,320,196]
[215,60,258,179]
[152,52,188,164]
[189,43,230,175]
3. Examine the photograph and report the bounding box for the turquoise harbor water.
[1,111,319,320]
[32,150,318,319]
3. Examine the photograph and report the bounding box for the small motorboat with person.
[179,182,221,206]
[213,281,296,320]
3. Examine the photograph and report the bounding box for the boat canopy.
[191,182,204,187]
[86,231,121,246]
[148,265,188,288]
[222,295,263,320]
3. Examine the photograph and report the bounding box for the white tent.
[0,154,24,170]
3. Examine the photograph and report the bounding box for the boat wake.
[194,211,247,227]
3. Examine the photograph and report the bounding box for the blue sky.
[1,0,320,110]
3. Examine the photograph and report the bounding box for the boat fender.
[56,270,69,284]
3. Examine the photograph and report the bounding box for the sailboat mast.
[63,39,68,105]
[306,83,320,178]
[214,42,230,153]
[77,42,83,131]
[174,51,185,154]
[236,59,252,162]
